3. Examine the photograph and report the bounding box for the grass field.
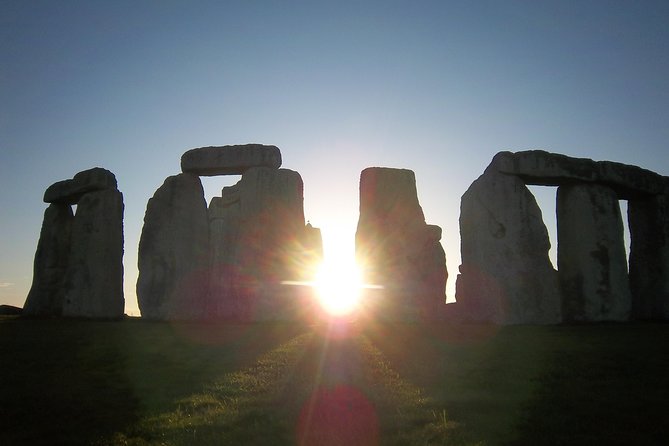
[1,316,668,445]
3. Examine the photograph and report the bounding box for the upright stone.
[457,170,561,324]
[355,167,446,319]
[181,144,282,176]
[137,174,210,320]
[208,193,243,319]
[557,183,631,322]
[23,204,74,316]
[628,192,669,320]
[62,189,124,318]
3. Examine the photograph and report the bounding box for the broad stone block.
[457,170,561,324]
[181,144,282,176]
[62,189,124,318]
[44,167,118,204]
[557,183,631,322]
[355,167,446,319]
[137,173,210,320]
[23,203,74,316]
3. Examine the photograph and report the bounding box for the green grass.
[1,316,668,445]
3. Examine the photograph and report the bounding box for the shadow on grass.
[509,324,669,446]
[0,317,140,446]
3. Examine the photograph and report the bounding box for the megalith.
[210,167,307,320]
[137,173,210,320]
[62,189,125,318]
[24,167,124,319]
[457,169,561,324]
[181,144,282,176]
[628,191,669,320]
[557,183,631,322]
[355,167,447,319]
[23,204,74,316]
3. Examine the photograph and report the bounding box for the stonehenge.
[23,168,124,319]
[355,167,447,320]
[137,144,322,320]
[457,150,669,324]
[22,145,668,325]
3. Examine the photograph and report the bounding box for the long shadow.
[509,323,669,446]
[0,317,140,446]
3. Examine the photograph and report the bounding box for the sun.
[314,260,363,317]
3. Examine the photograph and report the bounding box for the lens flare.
[315,261,363,316]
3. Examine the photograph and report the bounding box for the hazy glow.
[315,259,363,316]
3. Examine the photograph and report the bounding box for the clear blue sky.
[2,1,668,315]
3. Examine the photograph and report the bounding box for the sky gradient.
[2,1,668,315]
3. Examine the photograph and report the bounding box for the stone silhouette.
[355,167,447,320]
[457,150,669,323]
[137,173,210,320]
[24,168,124,319]
[137,144,322,320]
[181,144,282,176]
[23,204,74,316]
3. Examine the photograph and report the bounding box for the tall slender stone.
[23,204,74,316]
[62,189,124,318]
[557,183,631,322]
[628,192,669,320]
[137,173,210,320]
[457,170,560,324]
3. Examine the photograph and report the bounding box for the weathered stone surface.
[44,167,118,204]
[457,170,561,324]
[628,193,669,320]
[355,167,446,319]
[62,189,124,318]
[491,150,665,198]
[181,144,282,176]
[23,203,74,316]
[137,173,210,320]
[208,195,243,319]
[557,183,631,322]
[206,167,319,320]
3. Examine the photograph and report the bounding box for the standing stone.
[62,189,124,318]
[457,170,561,324]
[628,192,669,320]
[355,167,447,319]
[208,192,243,319]
[137,173,210,320]
[23,204,74,316]
[235,167,306,319]
[557,183,631,322]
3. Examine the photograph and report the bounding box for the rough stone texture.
[23,203,74,316]
[44,167,118,204]
[62,189,124,318]
[457,170,561,324]
[233,167,307,320]
[557,183,631,322]
[355,167,447,319]
[137,173,210,320]
[628,192,669,320]
[208,195,243,319]
[205,167,320,320]
[181,144,282,176]
[492,150,665,198]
